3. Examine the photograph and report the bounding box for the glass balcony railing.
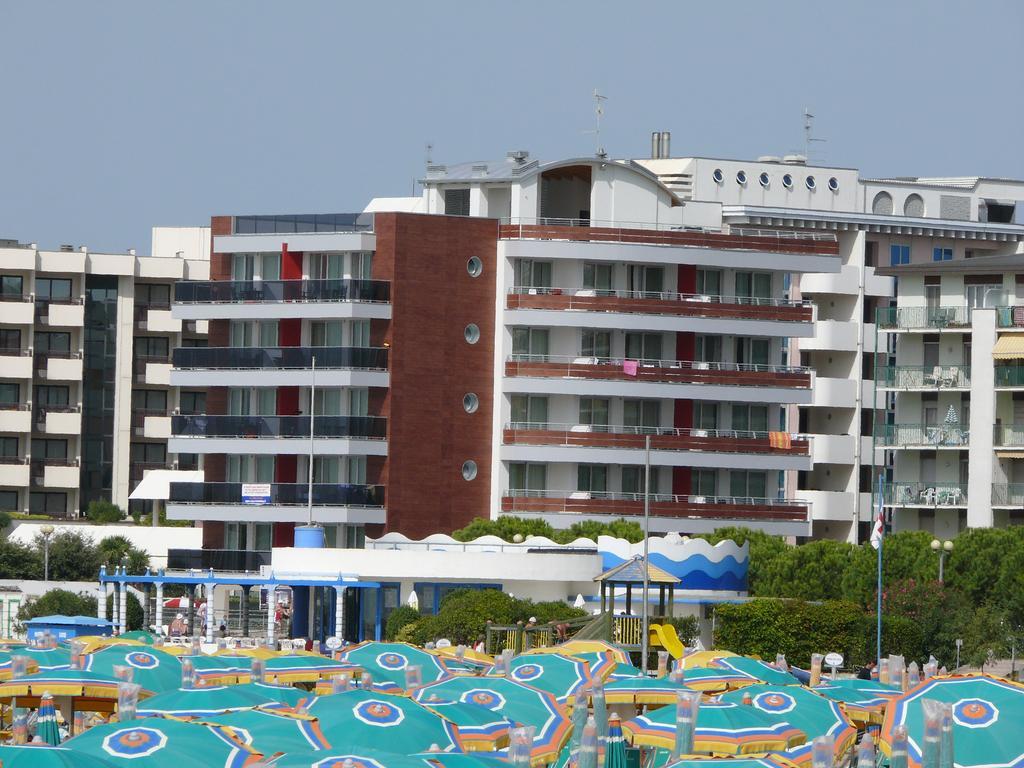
[171,414,386,440]
[995,365,1024,388]
[876,365,970,389]
[876,423,969,448]
[167,548,271,572]
[174,279,389,305]
[172,346,388,371]
[232,212,372,235]
[994,424,1024,447]
[882,483,968,506]
[169,481,385,507]
[992,484,1024,506]
[877,306,971,331]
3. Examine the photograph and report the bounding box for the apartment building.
[166,153,842,551]
[872,179,1024,538]
[0,229,209,517]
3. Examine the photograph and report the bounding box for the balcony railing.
[169,482,385,507]
[167,548,271,572]
[876,423,969,448]
[172,414,387,440]
[172,346,388,371]
[994,425,1024,447]
[995,365,1024,388]
[174,279,390,305]
[501,490,807,522]
[882,483,968,506]
[503,423,809,456]
[877,306,972,331]
[506,287,813,322]
[0,293,29,302]
[505,355,811,389]
[498,218,839,256]
[992,484,1024,506]
[0,403,29,411]
[0,457,28,465]
[996,307,1024,329]
[876,365,970,389]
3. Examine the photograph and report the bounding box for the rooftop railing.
[876,306,972,331]
[172,414,387,440]
[172,346,388,371]
[231,212,373,235]
[174,279,390,305]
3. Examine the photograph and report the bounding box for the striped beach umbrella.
[711,658,801,688]
[181,655,250,686]
[37,691,62,745]
[272,747,429,768]
[0,650,39,680]
[607,663,644,681]
[0,669,131,702]
[136,684,293,718]
[533,641,631,665]
[0,744,116,767]
[432,646,495,670]
[671,666,751,693]
[82,646,182,694]
[605,715,627,768]
[210,707,333,753]
[603,675,692,706]
[339,642,451,691]
[17,647,71,671]
[566,651,617,682]
[679,650,738,670]
[489,652,592,703]
[417,751,515,768]
[813,678,901,725]
[420,700,514,750]
[663,757,801,768]
[262,654,360,684]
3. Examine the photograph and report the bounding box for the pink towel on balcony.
[623,359,639,376]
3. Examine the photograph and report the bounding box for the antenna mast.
[593,89,608,158]
[803,108,826,161]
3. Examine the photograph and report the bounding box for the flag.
[870,477,885,550]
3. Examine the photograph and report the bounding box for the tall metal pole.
[876,473,884,666]
[640,435,651,674]
[44,540,50,583]
[307,356,316,526]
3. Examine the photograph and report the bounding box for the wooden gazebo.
[595,556,680,617]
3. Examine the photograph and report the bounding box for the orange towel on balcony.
[769,431,791,449]
[623,359,639,376]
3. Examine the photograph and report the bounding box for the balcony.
[171,346,389,388]
[994,425,1024,448]
[996,307,1024,330]
[133,356,172,386]
[809,434,856,465]
[169,414,388,456]
[800,264,893,298]
[877,423,969,450]
[797,320,859,352]
[35,352,83,382]
[134,304,180,333]
[166,548,271,573]
[173,279,391,321]
[31,460,79,489]
[506,288,813,336]
[992,484,1024,508]
[501,423,809,471]
[882,483,968,507]
[877,306,971,333]
[0,458,30,487]
[995,365,1024,389]
[166,481,386,524]
[129,462,171,488]
[504,355,811,404]
[876,365,970,391]
[0,405,31,433]
[34,300,84,327]
[0,296,34,325]
[0,350,33,379]
[33,406,82,435]
[800,490,857,522]
[131,411,171,439]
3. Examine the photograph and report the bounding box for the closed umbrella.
[605,715,627,768]
[37,692,62,745]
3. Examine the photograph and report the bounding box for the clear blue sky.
[1,1,1021,252]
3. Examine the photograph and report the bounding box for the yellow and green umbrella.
[812,678,900,725]
[0,744,116,767]
[662,756,801,768]
[272,747,428,768]
[623,700,806,756]
[671,667,748,694]
[17,647,71,671]
[603,675,692,706]
[82,646,182,694]
[487,652,591,703]
[711,658,800,688]
[679,650,738,670]
[420,699,514,750]
[338,642,451,691]
[210,707,333,753]
[0,669,138,713]
[261,654,360,684]
[182,655,250,686]
[534,640,630,665]
[432,646,495,670]
[608,663,644,681]
[0,650,39,680]
[136,684,296,718]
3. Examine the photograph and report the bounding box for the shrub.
[36,531,102,582]
[0,510,11,532]
[0,538,41,580]
[384,605,421,641]
[86,500,125,524]
[657,615,700,645]
[452,516,645,544]
[105,592,144,632]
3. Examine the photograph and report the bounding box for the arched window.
[872,191,894,216]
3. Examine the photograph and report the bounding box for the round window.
[736,170,747,186]
[782,173,794,189]
[464,324,480,344]
[712,168,724,184]
[461,460,478,481]
[463,393,479,413]
[467,257,483,277]
[805,175,816,190]
[758,172,770,188]
[827,176,839,192]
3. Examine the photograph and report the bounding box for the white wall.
[150,226,211,262]
[8,523,201,569]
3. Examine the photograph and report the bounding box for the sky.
[1,1,1022,252]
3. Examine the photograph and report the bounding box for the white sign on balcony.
[241,483,271,505]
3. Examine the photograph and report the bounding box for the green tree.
[85,500,125,524]
[384,605,421,641]
[696,527,791,594]
[556,519,644,544]
[17,589,98,629]
[452,517,557,542]
[96,536,150,575]
[0,538,41,580]
[37,531,101,582]
[105,592,144,632]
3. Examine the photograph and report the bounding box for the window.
[622,465,660,495]
[34,332,69,354]
[692,469,717,497]
[693,402,718,430]
[463,393,479,413]
[696,269,722,296]
[735,272,772,299]
[135,336,169,358]
[179,391,205,415]
[135,283,171,307]
[625,333,663,362]
[623,400,660,432]
[732,404,769,433]
[0,437,18,458]
[130,442,166,465]
[508,462,546,494]
[583,263,613,292]
[309,253,344,281]
[932,247,953,262]
[0,329,20,352]
[577,464,608,493]
[828,177,839,192]
[230,321,277,348]
[346,455,366,484]
[31,439,68,461]
[782,174,793,189]
[872,192,894,216]
[311,456,339,484]
[30,492,66,515]
[467,257,483,277]
[695,335,722,363]
[464,324,480,344]
[904,194,925,218]
[444,189,471,216]
[34,386,69,407]
[348,388,368,417]
[310,321,343,347]
[628,266,664,295]
[965,280,1003,309]
[923,334,939,368]
[1,275,23,298]
[260,252,281,281]
[0,383,19,407]
[351,252,372,280]
[924,276,941,309]
[256,522,275,551]
[581,330,610,359]
[228,388,251,416]
[510,395,548,428]
[735,337,771,366]
[314,388,342,416]
[579,398,609,428]
[225,522,247,551]
[889,245,910,266]
[461,460,478,481]
[131,389,167,412]
[0,490,17,510]
[36,278,72,301]
[758,172,770,188]
[805,175,816,190]
[513,260,552,289]
[730,470,767,498]
[231,254,255,281]
[736,170,747,186]
[922,393,938,427]
[712,168,724,184]
[512,328,549,357]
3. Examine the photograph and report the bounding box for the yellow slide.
[647,623,685,659]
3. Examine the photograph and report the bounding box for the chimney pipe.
[651,132,660,159]
[659,131,671,159]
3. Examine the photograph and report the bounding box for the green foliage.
[105,592,144,632]
[696,526,790,594]
[96,536,150,575]
[85,500,125,524]
[0,538,42,580]
[560,519,644,543]
[138,508,192,527]
[17,589,98,629]
[36,531,102,582]
[384,605,421,641]
[451,516,644,544]
[657,615,700,645]
[0,510,12,532]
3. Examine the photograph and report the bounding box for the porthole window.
[827,177,839,192]
[805,175,816,190]
[461,460,478,481]
[712,168,724,184]
[463,393,479,413]
[467,256,483,277]
[782,174,794,189]
[464,324,480,344]
[758,172,770,188]
[736,170,747,186]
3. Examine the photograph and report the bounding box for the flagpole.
[876,472,884,666]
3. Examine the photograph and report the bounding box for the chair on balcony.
[924,366,944,388]
[940,367,960,388]
[939,487,963,506]
[919,487,937,505]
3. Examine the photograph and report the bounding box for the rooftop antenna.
[587,89,608,159]
[425,142,433,166]
[803,108,826,161]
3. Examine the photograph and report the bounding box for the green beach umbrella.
[0,650,39,680]
[880,674,1024,768]
[711,657,802,687]
[608,663,644,680]
[182,655,250,686]
[813,678,901,725]
[565,652,616,682]
[208,707,333,753]
[487,652,592,703]
[338,642,450,691]
[307,689,463,753]
[416,751,513,768]
[605,715,627,768]
[136,684,292,717]
[272,747,429,768]
[82,646,182,693]
[118,631,159,645]
[603,676,691,706]
[671,666,752,693]
[37,691,62,745]
[263,654,359,684]
[420,700,514,750]
[720,684,856,763]
[18,647,71,671]
[63,716,263,767]
[235,681,313,709]
[413,675,572,763]
[0,744,116,767]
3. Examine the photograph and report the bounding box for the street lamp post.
[930,539,953,583]
[40,524,55,582]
